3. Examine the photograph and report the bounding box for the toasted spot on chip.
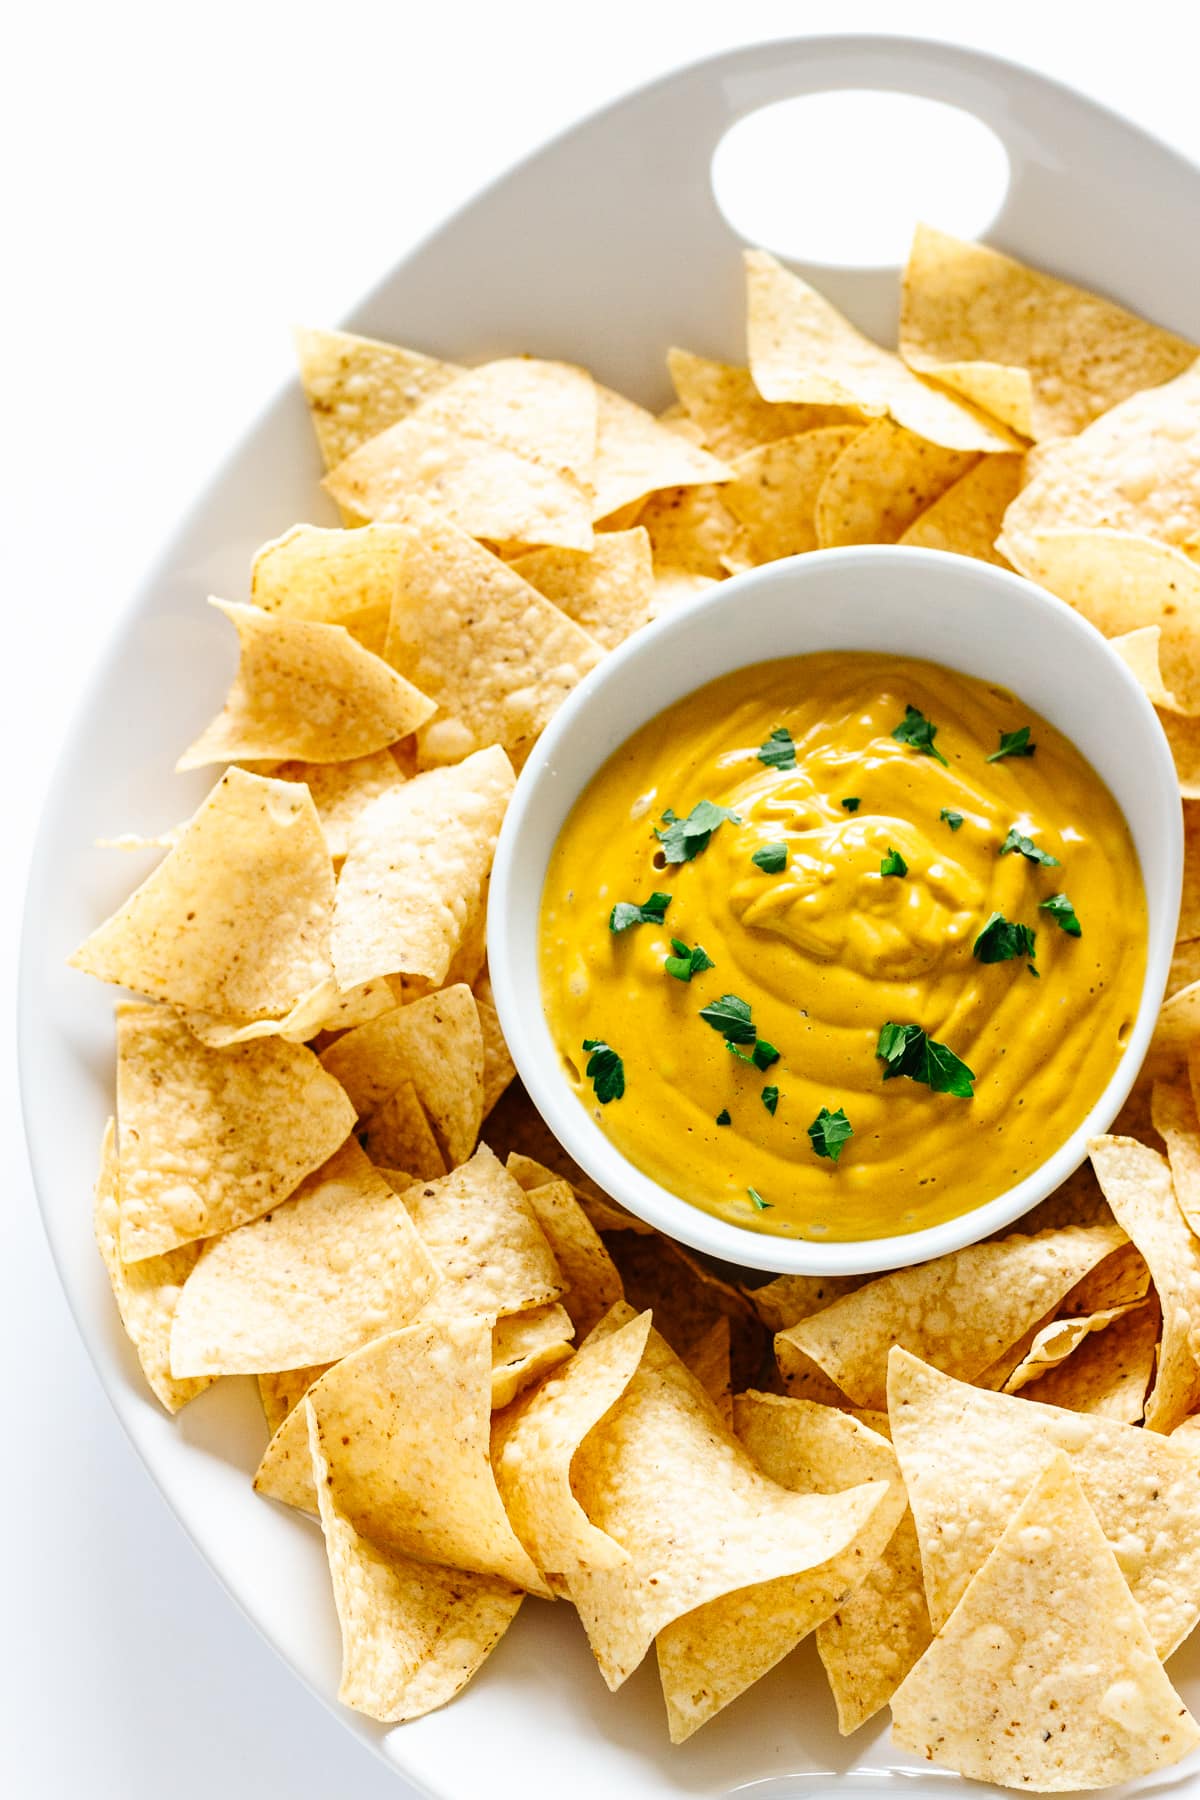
[890,1452,1200,1789]
[489,1304,574,1409]
[71,768,335,1023]
[293,326,462,470]
[815,420,977,547]
[667,346,858,459]
[897,452,1023,564]
[723,425,863,561]
[516,1171,623,1338]
[321,984,483,1165]
[510,529,654,651]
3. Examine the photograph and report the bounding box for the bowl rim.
[487,544,1183,1276]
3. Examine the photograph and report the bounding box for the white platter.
[19,34,1200,1800]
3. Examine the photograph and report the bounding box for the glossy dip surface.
[539,653,1147,1240]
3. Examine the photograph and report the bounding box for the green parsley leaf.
[1028,963,1040,978]
[880,847,908,878]
[748,1187,772,1211]
[841,797,861,812]
[715,1108,731,1126]
[581,1038,625,1104]
[726,1036,780,1069]
[1040,893,1082,937]
[699,993,757,1044]
[757,727,796,770]
[940,808,964,831]
[760,1084,780,1115]
[664,938,715,982]
[752,842,788,873]
[973,912,1038,965]
[875,1022,975,1097]
[609,891,671,933]
[891,704,948,767]
[987,725,1037,763]
[1000,826,1060,868]
[654,799,741,864]
[808,1105,854,1163]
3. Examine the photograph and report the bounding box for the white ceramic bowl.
[488,545,1182,1276]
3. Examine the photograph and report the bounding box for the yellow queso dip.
[539,653,1147,1240]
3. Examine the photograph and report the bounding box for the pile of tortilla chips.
[74,229,1200,1790]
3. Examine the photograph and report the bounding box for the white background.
[8,4,1200,1795]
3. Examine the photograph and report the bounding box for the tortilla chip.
[684,1315,732,1427]
[1001,1304,1142,1393]
[257,1363,328,1436]
[891,1451,1199,1788]
[305,1401,522,1724]
[815,421,976,547]
[897,453,1022,564]
[900,224,1197,440]
[325,358,597,550]
[249,751,408,860]
[360,1079,447,1180]
[745,249,1015,452]
[591,385,729,521]
[489,1305,574,1408]
[475,977,516,1119]
[487,1083,649,1232]
[93,1119,214,1413]
[115,1002,355,1258]
[1172,938,1200,1000]
[509,530,654,651]
[650,566,720,616]
[293,326,461,469]
[742,1272,866,1334]
[71,769,335,1023]
[251,522,411,637]
[1152,1079,1200,1241]
[667,347,857,458]
[721,426,863,561]
[1162,707,1200,796]
[512,1168,623,1338]
[405,1144,564,1324]
[777,1223,1125,1408]
[321,984,483,1165]
[635,484,742,577]
[169,1140,439,1376]
[1060,1239,1150,1314]
[606,1229,765,1389]
[1025,1296,1159,1423]
[1108,624,1186,714]
[332,745,513,991]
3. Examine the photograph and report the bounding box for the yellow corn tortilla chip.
[305,1401,523,1724]
[489,1304,574,1408]
[331,745,513,991]
[635,483,741,577]
[115,1001,355,1259]
[667,347,857,459]
[777,1223,1125,1408]
[379,502,602,764]
[900,223,1197,440]
[891,1451,1199,1790]
[321,984,483,1165]
[169,1140,439,1376]
[514,1168,623,1338]
[251,751,408,860]
[509,529,654,651]
[1109,625,1186,713]
[606,1228,765,1390]
[293,326,461,469]
[897,452,1022,564]
[722,426,863,561]
[735,1393,929,1735]
[684,1315,732,1427]
[93,1119,214,1413]
[488,1083,652,1232]
[71,769,335,1023]
[258,1363,328,1436]
[1153,1078,1200,1238]
[405,1145,563,1325]
[888,1347,1200,1654]
[1090,1135,1200,1431]
[361,1078,446,1180]
[815,421,976,547]
[590,384,729,521]
[745,248,1015,453]
[251,522,411,635]
[742,1272,867,1334]
[1172,939,1200,999]
[474,975,516,1119]
[1023,1296,1159,1424]
[325,358,597,550]
[1163,708,1200,796]
[1059,1239,1150,1314]
[650,566,719,616]
[1001,1304,1141,1394]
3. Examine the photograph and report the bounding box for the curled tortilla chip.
[169,1140,439,1376]
[489,1304,574,1408]
[667,347,857,459]
[899,224,1196,440]
[745,249,1015,452]
[332,745,513,991]
[776,1223,1125,1408]
[251,751,408,860]
[71,769,334,1023]
[293,326,461,470]
[514,1169,623,1338]
[1024,1296,1159,1424]
[890,1451,1200,1790]
[115,1002,355,1259]
[1108,625,1186,714]
[305,1401,523,1724]
[93,1120,214,1413]
[177,974,392,1050]
[321,984,483,1165]
[406,1144,563,1325]
[1001,1304,1141,1393]
[251,522,411,636]
[722,426,863,561]
[897,452,1022,564]
[591,385,729,521]
[683,1315,732,1426]
[510,529,654,651]
[815,421,976,547]
[360,1079,446,1181]
[742,1272,866,1334]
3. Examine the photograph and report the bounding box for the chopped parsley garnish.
[727,1037,780,1070]
[654,799,741,864]
[757,726,796,770]
[664,937,715,982]
[987,725,1036,763]
[1041,893,1082,937]
[760,1084,781,1115]
[891,704,948,766]
[973,912,1038,965]
[581,1038,625,1104]
[748,1187,772,1211]
[1000,826,1060,868]
[808,1105,854,1163]
[940,808,964,831]
[876,1022,975,1097]
[699,993,756,1043]
[752,842,788,873]
[715,1108,731,1126]
[880,847,908,878]
[841,797,861,812]
[609,891,671,933]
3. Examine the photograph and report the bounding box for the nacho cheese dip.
[539,652,1147,1240]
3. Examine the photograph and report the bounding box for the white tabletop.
[8,3,1200,1794]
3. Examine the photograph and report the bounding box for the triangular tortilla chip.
[1152,1078,1200,1237]
[667,347,857,458]
[1001,1303,1142,1393]
[722,425,863,561]
[177,974,392,1049]
[115,1002,355,1258]
[887,1348,1200,1655]
[1025,1296,1159,1423]
[71,769,335,1022]
[509,529,654,651]
[745,249,1015,452]
[293,326,461,469]
[607,1229,765,1390]
[515,1170,623,1338]
[900,223,1197,440]
[815,420,976,546]
[891,1452,1200,1789]
[331,745,513,991]
[251,521,412,634]
[777,1223,1125,1408]
[406,1144,563,1325]
[897,452,1022,564]
[93,1119,214,1413]
[362,1079,446,1180]
[321,984,483,1164]
[683,1315,732,1427]
[487,1083,651,1232]
[258,1363,328,1436]
[169,1140,439,1376]
[743,1272,866,1334]
[474,974,516,1119]
[252,751,408,859]
[591,385,729,521]
[650,566,720,615]
[1108,624,1186,713]
[635,483,741,576]
[489,1304,574,1408]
